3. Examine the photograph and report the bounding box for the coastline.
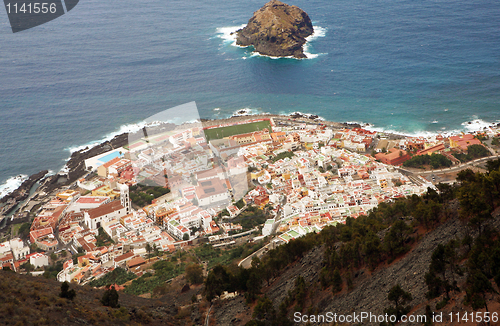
[0,112,498,218]
[0,113,363,217]
[217,24,327,60]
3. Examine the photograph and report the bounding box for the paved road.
[398,154,500,177]
[238,239,280,269]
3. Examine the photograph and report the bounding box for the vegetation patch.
[88,267,136,288]
[96,227,114,247]
[129,184,170,207]
[403,153,452,169]
[203,120,272,141]
[452,144,490,163]
[272,151,295,163]
[194,241,265,269]
[123,260,185,296]
[231,205,269,231]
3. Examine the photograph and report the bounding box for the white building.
[262,219,275,237]
[118,183,131,214]
[84,200,126,230]
[194,178,230,207]
[30,253,49,268]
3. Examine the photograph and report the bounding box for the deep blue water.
[1,0,500,195]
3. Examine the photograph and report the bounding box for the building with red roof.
[375,148,410,166]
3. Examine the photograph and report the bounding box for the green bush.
[59,281,76,300]
[453,144,490,163]
[403,153,452,169]
[101,285,119,308]
[88,267,136,288]
[272,151,295,163]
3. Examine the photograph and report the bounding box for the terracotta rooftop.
[87,201,124,220]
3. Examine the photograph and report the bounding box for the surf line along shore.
[0,112,386,221]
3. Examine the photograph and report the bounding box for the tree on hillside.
[383,284,412,325]
[185,263,204,284]
[425,241,460,300]
[458,171,494,234]
[145,243,152,262]
[204,265,232,301]
[363,231,382,270]
[332,268,343,294]
[383,220,412,259]
[101,285,120,308]
[465,269,496,316]
[486,159,500,173]
[252,295,276,321]
[59,281,76,300]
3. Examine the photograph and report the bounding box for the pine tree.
[101,285,119,308]
[59,281,76,300]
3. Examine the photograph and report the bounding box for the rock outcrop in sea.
[235,0,314,59]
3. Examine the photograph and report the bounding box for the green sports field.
[203,120,272,141]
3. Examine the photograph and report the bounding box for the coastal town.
[1,114,500,293]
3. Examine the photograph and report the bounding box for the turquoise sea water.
[0,0,499,195]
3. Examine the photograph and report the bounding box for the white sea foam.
[216,24,327,60]
[0,174,28,199]
[65,121,156,154]
[306,26,327,42]
[231,108,253,117]
[248,52,295,59]
[461,118,499,132]
[215,24,247,47]
[364,117,500,138]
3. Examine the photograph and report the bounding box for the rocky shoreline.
[1,110,471,218]
[0,170,48,216]
[0,113,352,217]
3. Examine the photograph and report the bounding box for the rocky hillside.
[235,0,314,58]
[208,163,500,325]
[213,214,500,325]
[0,268,206,325]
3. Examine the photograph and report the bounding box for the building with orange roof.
[271,132,287,143]
[127,256,146,270]
[375,148,410,166]
[30,227,54,244]
[91,185,120,200]
[84,200,126,230]
[56,189,80,202]
[416,143,445,156]
[0,253,14,266]
[113,251,135,268]
[449,134,482,151]
[97,157,120,177]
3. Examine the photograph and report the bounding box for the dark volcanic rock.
[235,0,314,59]
[0,170,48,206]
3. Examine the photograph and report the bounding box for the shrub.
[101,285,119,308]
[59,281,76,300]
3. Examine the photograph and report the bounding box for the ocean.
[1,0,499,197]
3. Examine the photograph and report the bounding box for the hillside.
[0,269,205,325]
[208,161,500,325]
[2,161,500,326]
